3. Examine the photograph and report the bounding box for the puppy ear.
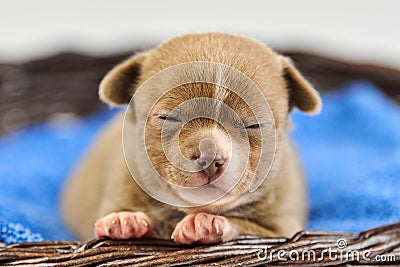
[99,52,147,106]
[281,56,322,114]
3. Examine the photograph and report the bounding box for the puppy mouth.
[176,177,246,208]
[183,165,226,187]
[176,162,249,206]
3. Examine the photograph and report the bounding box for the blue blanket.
[0,82,399,244]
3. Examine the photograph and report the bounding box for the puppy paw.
[95,211,158,239]
[171,213,237,244]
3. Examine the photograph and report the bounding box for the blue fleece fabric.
[0,219,43,244]
[0,82,398,244]
[291,82,400,232]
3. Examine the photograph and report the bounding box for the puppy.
[61,33,321,244]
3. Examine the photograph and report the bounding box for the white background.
[0,0,399,68]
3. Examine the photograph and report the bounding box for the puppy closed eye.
[245,124,261,129]
[157,114,181,123]
[245,122,272,131]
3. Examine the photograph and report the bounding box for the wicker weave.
[1,222,399,266]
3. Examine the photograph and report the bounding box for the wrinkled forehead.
[151,82,270,125]
[134,60,283,127]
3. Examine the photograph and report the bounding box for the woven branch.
[1,222,399,266]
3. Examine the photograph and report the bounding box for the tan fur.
[61,33,321,241]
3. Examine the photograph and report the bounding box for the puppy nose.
[197,153,225,181]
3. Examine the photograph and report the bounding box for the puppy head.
[99,33,321,208]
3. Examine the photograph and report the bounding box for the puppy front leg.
[171,213,278,244]
[226,217,280,237]
[95,211,159,239]
[171,213,235,244]
[93,165,161,240]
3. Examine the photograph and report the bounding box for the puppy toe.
[172,213,236,244]
[95,211,157,239]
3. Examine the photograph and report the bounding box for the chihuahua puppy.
[61,33,321,244]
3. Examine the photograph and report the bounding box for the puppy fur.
[61,33,321,243]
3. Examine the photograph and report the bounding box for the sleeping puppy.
[61,33,321,244]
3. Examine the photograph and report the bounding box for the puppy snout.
[196,153,225,182]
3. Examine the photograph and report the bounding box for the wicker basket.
[1,222,399,266]
[0,51,399,266]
